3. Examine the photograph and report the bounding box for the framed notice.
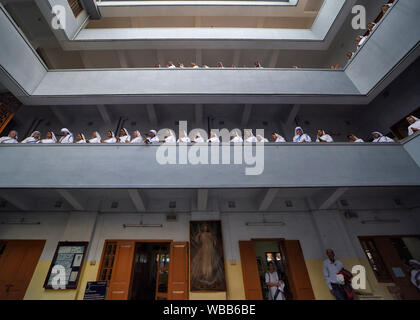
[43,241,88,289]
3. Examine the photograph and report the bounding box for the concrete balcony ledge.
[1,141,419,188]
[28,68,360,105]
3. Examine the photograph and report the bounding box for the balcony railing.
[1,135,419,188]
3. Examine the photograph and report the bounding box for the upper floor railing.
[0,133,419,188]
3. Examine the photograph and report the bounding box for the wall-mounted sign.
[43,241,88,289]
[392,267,405,278]
[83,281,107,300]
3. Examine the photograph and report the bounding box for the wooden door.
[168,242,188,300]
[0,240,45,300]
[107,241,135,300]
[374,237,420,300]
[239,241,263,300]
[283,240,315,300]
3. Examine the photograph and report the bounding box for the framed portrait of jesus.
[189,220,226,292]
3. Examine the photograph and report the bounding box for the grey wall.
[0,5,47,96]
[345,0,420,94]
[0,142,419,188]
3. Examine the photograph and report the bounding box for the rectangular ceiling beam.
[97,104,111,125]
[258,188,278,211]
[318,187,349,210]
[197,189,208,211]
[128,189,146,212]
[147,104,158,127]
[57,189,85,211]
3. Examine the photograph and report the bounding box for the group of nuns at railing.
[1,116,419,144]
[347,1,395,62]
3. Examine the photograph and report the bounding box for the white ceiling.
[0,186,419,213]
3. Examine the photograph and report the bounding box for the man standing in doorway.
[323,249,349,300]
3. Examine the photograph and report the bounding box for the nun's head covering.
[78,133,86,142]
[244,129,254,137]
[217,61,224,67]
[31,131,41,139]
[408,115,420,121]
[121,128,130,137]
[318,129,326,135]
[61,128,71,135]
[256,134,265,141]
[180,130,187,137]
[134,130,142,138]
[108,130,115,138]
[50,131,57,142]
[94,131,101,140]
[371,131,383,137]
[150,129,157,136]
[210,130,219,138]
[409,259,420,267]
[231,129,241,137]
[295,127,303,135]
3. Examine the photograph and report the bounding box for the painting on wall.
[190,220,226,291]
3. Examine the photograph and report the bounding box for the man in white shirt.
[323,249,349,300]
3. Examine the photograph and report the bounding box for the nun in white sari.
[59,128,74,144]
[118,128,131,143]
[407,115,420,136]
[265,262,286,300]
[207,130,220,143]
[256,134,269,143]
[271,133,286,143]
[88,131,101,144]
[192,131,205,143]
[102,130,117,143]
[231,130,243,143]
[145,130,160,144]
[21,131,41,144]
[177,130,191,143]
[293,127,312,143]
[408,260,420,290]
[0,130,18,144]
[348,134,364,143]
[372,131,394,143]
[75,133,87,144]
[316,130,334,143]
[40,131,57,144]
[244,130,258,143]
[130,130,143,144]
[163,129,176,143]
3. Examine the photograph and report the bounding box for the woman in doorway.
[265,261,286,300]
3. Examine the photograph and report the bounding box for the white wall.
[1,205,418,263]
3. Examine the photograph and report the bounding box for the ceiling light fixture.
[123,223,163,228]
[246,222,286,227]
[0,218,40,225]
[360,218,400,224]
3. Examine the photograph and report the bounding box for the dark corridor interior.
[130,242,170,300]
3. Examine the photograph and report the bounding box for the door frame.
[250,238,290,299]
[97,239,174,281]
[97,239,173,300]
[0,239,46,300]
